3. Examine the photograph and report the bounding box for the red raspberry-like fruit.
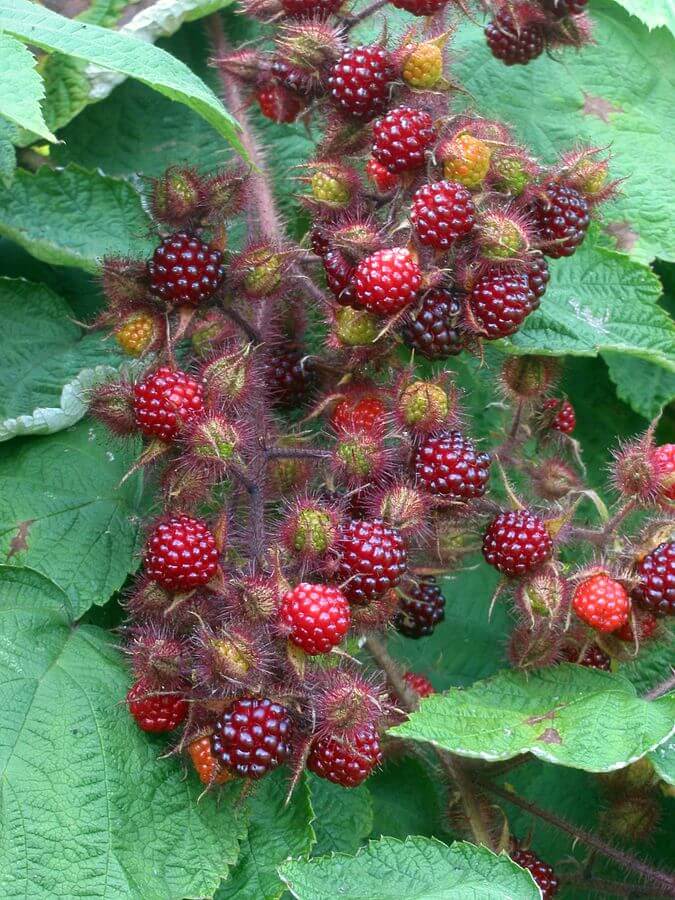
[310,225,330,257]
[266,343,314,405]
[372,106,435,174]
[485,11,545,66]
[144,515,219,591]
[307,723,382,787]
[211,698,293,779]
[615,611,658,643]
[257,82,303,123]
[534,183,591,258]
[562,644,611,671]
[403,671,435,697]
[633,542,675,616]
[133,367,205,442]
[469,271,537,339]
[651,444,675,502]
[354,247,421,316]
[410,180,476,250]
[332,394,387,434]
[323,248,358,308]
[482,509,553,577]
[390,0,448,14]
[402,287,465,360]
[414,430,491,500]
[510,847,560,899]
[188,735,232,785]
[527,253,550,300]
[573,574,630,633]
[127,679,188,732]
[280,583,351,655]
[543,398,576,434]
[366,157,399,193]
[281,0,343,16]
[148,232,224,307]
[337,518,407,604]
[395,578,445,638]
[328,45,396,120]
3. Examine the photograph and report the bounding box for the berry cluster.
[485,0,592,67]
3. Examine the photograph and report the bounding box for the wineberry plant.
[0,0,673,898]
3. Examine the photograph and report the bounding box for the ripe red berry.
[543,398,576,434]
[527,253,550,300]
[482,509,553,577]
[390,0,448,14]
[366,157,399,192]
[633,542,675,616]
[257,82,304,123]
[127,679,188,732]
[281,0,343,16]
[410,180,476,250]
[651,444,675,502]
[414,430,491,500]
[327,45,396,120]
[468,271,538,339]
[133,367,205,442]
[372,106,435,174]
[144,515,219,591]
[573,574,630,633]
[337,518,408,604]
[534,183,591,258]
[212,698,293,779]
[188,735,232,785]
[402,287,465,360]
[323,247,358,307]
[266,343,314,405]
[332,394,387,434]
[310,225,330,257]
[615,611,658,643]
[395,577,445,638]
[307,723,382,787]
[403,671,435,697]
[148,233,224,307]
[562,644,611,671]
[354,248,422,316]
[510,847,560,899]
[280,583,351,654]
[485,11,545,66]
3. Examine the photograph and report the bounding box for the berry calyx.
[651,444,675,502]
[126,679,188,732]
[390,0,448,15]
[395,577,445,638]
[280,583,351,655]
[534,183,591,258]
[144,515,219,592]
[402,287,465,359]
[485,11,545,66]
[307,723,382,787]
[148,233,224,306]
[442,134,492,190]
[468,271,537,339]
[633,541,675,616]
[482,509,553,577]
[573,574,630,633]
[414,430,491,500]
[327,45,396,120]
[332,394,387,434]
[372,106,435,174]
[510,847,560,899]
[188,735,233,785]
[403,671,435,697]
[543,397,576,434]
[337,518,407,604]
[354,248,422,316]
[411,180,476,249]
[212,698,293,779]
[133,367,205,442]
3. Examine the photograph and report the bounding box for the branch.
[343,0,388,29]
[644,670,675,701]
[560,874,664,898]
[265,447,332,462]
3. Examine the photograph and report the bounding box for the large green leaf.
[0,421,146,617]
[0,118,16,187]
[216,769,314,900]
[0,277,126,441]
[0,34,54,142]
[390,666,675,772]
[0,567,245,899]
[366,756,445,843]
[309,775,373,856]
[279,837,541,899]
[604,352,675,419]
[612,0,675,34]
[0,165,153,271]
[0,0,243,154]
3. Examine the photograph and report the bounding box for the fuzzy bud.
[236,573,288,623]
[191,623,268,695]
[369,483,427,535]
[190,311,237,358]
[333,430,384,485]
[440,133,491,189]
[334,306,379,347]
[201,167,248,224]
[101,256,148,311]
[269,453,311,493]
[515,572,565,622]
[599,758,659,795]
[129,627,185,686]
[201,347,253,407]
[283,503,339,558]
[125,576,172,620]
[238,0,282,19]
[492,154,533,195]
[186,415,243,468]
[150,166,204,227]
[162,464,213,512]
[530,458,581,500]
[304,161,358,210]
[235,245,285,299]
[600,795,661,844]
[509,620,563,670]
[501,355,560,400]
[612,435,663,505]
[89,380,136,436]
[478,211,531,261]
[311,669,389,740]
[114,310,162,357]
[430,515,478,567]
[276,21,345,84]
[399,380,452,433]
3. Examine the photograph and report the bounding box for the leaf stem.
[644,669,675,701]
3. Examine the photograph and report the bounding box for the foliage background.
[0,0,673,897]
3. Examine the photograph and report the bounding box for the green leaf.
[0,118,16,187]
[0,421,146,617]
[0,0,244,155]
[278,836,541,899]
[309,774,373,856]
[605,352,675,419]
[390,665,675,772]
[216,769,314,900]
[611,0,675,34]
[0,277,127,441]
[0,566,245,899]
[0,165,153,271]
[366,756,444,843]
[649,736,675,786]
[0,34,55,142]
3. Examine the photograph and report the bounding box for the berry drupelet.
[485,11,545,66]
[573,574,630,633]
[133,367,205,442]
[127,680,188,732]
[468,272,538,339]
[534,183,591,258]
[395,577,446,638]
[148,233,223,306]
[327,45,396,120]
[144,515,219,592]
[372,106,435,174]
[633,542,675,616]
[410,180,476,250]
[211,698,293,779]
[510,846,560,899]
[414,430,491,500]
[354,248,422,316]
[307,723,382,787]
[482,509,553,577]
[280,583,351,655]
[337,518,408,604]
[403,287,465,360]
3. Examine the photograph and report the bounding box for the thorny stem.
[231,463,267,569]
[265,447,333,461]
[482,781,675,897]
[221,302,262,344]
[560,874,665,898]
[344,0,388,29]
[644,669,675,701]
